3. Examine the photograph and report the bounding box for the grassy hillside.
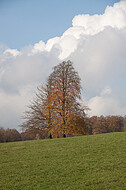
[0,132,126,190]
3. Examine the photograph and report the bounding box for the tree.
[48,60,87,137]
[123,116,126,132]
[21,128,48,141]
[21,80,55,137]
[0,127,5,143]
[21,84,49,130]
[105,116,124,132]
[5,129,21,142]
[65,115,88,136]
[92,116,107,135]
[21,60,87,137]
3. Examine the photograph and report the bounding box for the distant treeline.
[0,128,21,143]
[0,115,126,143]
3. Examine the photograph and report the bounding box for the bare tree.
[21,85,48,130]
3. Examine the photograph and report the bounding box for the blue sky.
[1,0,126,129]
[0,0,119,49]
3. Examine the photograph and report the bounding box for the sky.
[1,0,126,129]
[0,0,119,49]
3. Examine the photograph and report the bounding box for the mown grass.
[0,132,126,190]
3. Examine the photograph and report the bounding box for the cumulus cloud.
[0,0,126,128]
[31,1,126,60]
[72,1,126,33]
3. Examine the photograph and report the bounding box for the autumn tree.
[4,129,21,142]
[0,127,5,143]
[89,115,124,135]
[92,116,107,135]
[105,116,124,132]
[21,128,48,141]
[21,60,87,137]
[123,116,126,132]
[48,60,87,137]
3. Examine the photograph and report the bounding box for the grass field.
[0,132,126,190]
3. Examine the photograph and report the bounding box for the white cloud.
[88,94,126,117]
[29,1,126,60]
[32,40,46,54]
[4,48,21,56]
[0,86,35,129]
[72,1,126,34]
[0,1,126,128]
[46,37,60,52]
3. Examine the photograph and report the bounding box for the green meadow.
[0,132,126,190]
